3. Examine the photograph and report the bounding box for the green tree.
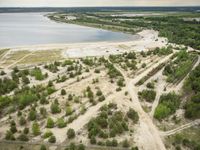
[40,145,47,150]
[77,144,85,150]
[61,89,66,95]
[57,118,66,128]
[19,116,26,126]
[127,108,139,123]
[28,109,37,121]
[51,102,61,114]
[46,118,55,128]
[32,121,40,136]
[66,106,73,116]
[5,130,15,140]
[122,139,130,148]
[67,128,75,139]
[90,136,96,144]
[48,135,56,143]
[42,131,53,139]
[17,133,29,141]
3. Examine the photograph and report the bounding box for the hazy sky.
[0,0,200,7]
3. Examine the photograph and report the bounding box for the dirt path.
[0,49,11,67]
[149,69,166,117]
[111,54,173,150]
[160,119,200,136]
[0,49,10,61]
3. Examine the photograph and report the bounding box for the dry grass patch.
[18,49,64,65]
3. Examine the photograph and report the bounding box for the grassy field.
[1,50,31,67]
[0,49,64,67]
[19,49,64,65]
[0,49,9,59]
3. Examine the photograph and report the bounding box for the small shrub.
[32,121,40,136]
[17,134,29,141]
[127,108,139,123]
[61,89,66,95]
[48,135,56,143]
[122,139,130,148]
[46,118,55,128]
[40,145,47,150]
[67,128,75,139]
[57,118,66,128]
[43,131,53,139]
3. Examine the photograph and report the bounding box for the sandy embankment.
[7,30,168,58]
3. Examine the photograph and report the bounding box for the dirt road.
[160,119,200,136]
[111,54,173,150]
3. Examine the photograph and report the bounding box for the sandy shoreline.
[2,30,168,58]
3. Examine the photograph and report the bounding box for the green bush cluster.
[87,103,130,145]
[30,67,47,80]
[0,77,18,95]
[154,92,180,120]
[44,62,59,73]
[126,108,139,123]
[146,82,155,89]
[32,121,40,136]
[153,46,173,56]
[51,100,61,114]
[67,128,75,139]
[163,51,197,83]
[138,90,156,102]
[105,63,122,78]
[184,64,200,119]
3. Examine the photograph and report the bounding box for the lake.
[0,13,139,48]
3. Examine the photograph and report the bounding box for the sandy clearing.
[149,69,167,117]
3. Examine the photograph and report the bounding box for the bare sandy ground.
[5,30,167,58]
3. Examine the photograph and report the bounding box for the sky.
[0,0,200,7]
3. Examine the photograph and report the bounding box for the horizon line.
[0,5,200,8]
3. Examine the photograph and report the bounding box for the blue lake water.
[0,13,139,47]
